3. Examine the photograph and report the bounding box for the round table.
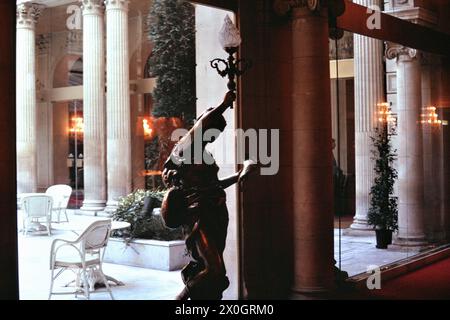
[111,221,131,231]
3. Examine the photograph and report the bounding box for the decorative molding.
[17,2,45,29]
[385,42,417,61]
[329,31,353,59]
[66,30,83,55]
[389,0,413,9]
[273,0,323,16]
[36,33,51,55]
[81,0,105,15]
[36,79,45,93]
[385,7,438,28]
[104,0,129,11]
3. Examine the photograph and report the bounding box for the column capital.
[274,0,324,16]
[104,0,129,11]
[385,42,418,62]
[17,2,45,29]
[81,0,105,15]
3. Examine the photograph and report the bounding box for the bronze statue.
[160,91,256,300]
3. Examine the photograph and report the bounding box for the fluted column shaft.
[386,45,426,245]
[421,58,444,241]
[16,3,42,193]
[351,0,384,230]
[105,0,131,212]
[291,5,334,293]
[81,0,107,211]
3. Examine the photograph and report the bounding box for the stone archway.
[52,55,83,187]
[129,42,153,190]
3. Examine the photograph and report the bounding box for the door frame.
[0,0,18,300]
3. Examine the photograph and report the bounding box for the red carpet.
[359,257,450,300]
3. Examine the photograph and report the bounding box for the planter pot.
[104,238,190,271]
[375,229,393,249]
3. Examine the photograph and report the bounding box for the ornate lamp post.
[210,15,251,106]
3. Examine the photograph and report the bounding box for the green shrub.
[111,189,184,242]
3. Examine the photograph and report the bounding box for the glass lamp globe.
[218,15,242,49]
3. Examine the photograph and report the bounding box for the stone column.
[351,0,384,230]
[80,0,107,212]
[443,108,450,240]
[36,34,53,190]
[105,0,132,212]
[421,57,444,241]
[16,3,43,193]
[386,44,426,246]
[277,0,334,292]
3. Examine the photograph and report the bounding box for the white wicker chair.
[45,184,72,223]
[48,219,114,300]
[21,195,53,236]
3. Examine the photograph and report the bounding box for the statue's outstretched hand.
[239,160,258,183]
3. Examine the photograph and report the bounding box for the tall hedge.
[147,0,196,124]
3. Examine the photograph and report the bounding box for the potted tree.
[368,115,399,249]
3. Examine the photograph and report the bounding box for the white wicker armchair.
[48,219,114,300]
[45,184,72,223]
[21,195,53,236]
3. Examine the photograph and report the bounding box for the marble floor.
[334,228,423,277]
[18,210,184,300]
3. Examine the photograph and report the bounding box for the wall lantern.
[377,102,397,133]
[69,117,84,134]
[143,118,153,138]
[420,106,443,126]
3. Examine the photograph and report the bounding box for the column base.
[74,210,99,217]
[104,200,119,214]
[391,236,428,249]
[292,274,336,294]
[291,282,336,295]
[427,231,446,243]
[350,217,373,231]
[80,200,106,212]
[96,211,113,217]
[343,228,375,237]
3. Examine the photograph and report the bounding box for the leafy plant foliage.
[147,0,196,123]
[112,189,184,242]
[368,124,399,231]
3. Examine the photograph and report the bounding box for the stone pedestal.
[80,0,107,212]
[351,0,384,231]
[105,0,132,213]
